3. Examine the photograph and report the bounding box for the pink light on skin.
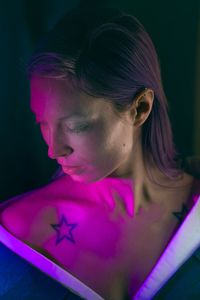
[51,214,78,244]
[30,76,138,185]
[0,174,135,297]
[29,75,139,217]
[3,193,200,300]
[61,165,85,176]
[34,175,135,295]
[30,76,167,221]
[27,75,164,296]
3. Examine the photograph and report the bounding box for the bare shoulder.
[0,174,106,243]
[0,175,71,239]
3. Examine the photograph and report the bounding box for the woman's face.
[30,76,138,183]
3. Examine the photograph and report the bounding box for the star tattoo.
[50,214,78,245]
[172,203,189,224]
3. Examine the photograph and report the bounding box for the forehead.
[30,76,83,110]
[30,76,114,120]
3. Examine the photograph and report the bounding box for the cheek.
[104,121,133,153]
[87,122,132,163]
[77,135,104,157]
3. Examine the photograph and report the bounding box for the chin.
[66,168,115,183]
[67,173,100,184]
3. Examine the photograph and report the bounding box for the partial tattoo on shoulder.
[172,203,189,224]
[50,214,78,245]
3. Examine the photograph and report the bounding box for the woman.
[1,7,200,300]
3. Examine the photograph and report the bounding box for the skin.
[30,75,193,216]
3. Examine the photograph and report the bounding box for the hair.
[27,7,186,188]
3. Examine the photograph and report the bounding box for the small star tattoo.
[172,203,189,224]
[50,214,78,245]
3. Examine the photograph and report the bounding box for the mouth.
[61,165,83,175]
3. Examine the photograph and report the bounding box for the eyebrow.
[33,112,88,123]
[59,113,88,120]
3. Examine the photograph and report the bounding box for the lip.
[58,162,80,168]
[61,165,83,175]
[61,165,80,169]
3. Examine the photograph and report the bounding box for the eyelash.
[69,123,90,133]
[34,121,90,134]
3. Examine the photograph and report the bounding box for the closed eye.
[68,123,91,133]
[33,120,92,134]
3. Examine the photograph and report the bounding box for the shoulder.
[1,173,73,211]
[0,174,102,243]
[0,175,71,239]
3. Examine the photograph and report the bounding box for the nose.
[48,146,73,159]
[47,132,73,159]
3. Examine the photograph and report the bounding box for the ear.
[132,88,154,127]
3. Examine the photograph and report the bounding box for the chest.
[15,199,181,299]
